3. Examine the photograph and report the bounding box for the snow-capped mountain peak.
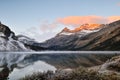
[0,23,29,51]
[58,23,103,36]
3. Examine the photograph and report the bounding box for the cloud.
[23,21,64,42]
[39,20,58,33]
[57,16,120,27]
[57,16,107,26]
[108,16,120,23]
[39,16,120,33]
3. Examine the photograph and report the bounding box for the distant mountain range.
[40,20,120,51]
[0,20,120,51]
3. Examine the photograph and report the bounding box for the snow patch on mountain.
[0,36,28,51]
[17,35,36,45]
[0,32,5,36]
[59,32,73,35]
[58,29,101,37]
[0,23,30,51]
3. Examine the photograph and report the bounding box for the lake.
[0,51,120,80]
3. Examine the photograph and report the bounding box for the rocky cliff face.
[41,20,120,50]
[0,22,16,39]
[0,23,29,51]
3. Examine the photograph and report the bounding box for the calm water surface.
[0,51,119,80]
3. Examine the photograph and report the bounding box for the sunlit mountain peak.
[62,23,103,33]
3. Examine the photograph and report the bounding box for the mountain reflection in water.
[0,52,56,80]
[0,51,119,80]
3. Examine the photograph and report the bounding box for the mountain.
[17,35,46,51]
[0,19,120,51]
[0,22,45,51]
[57,24,103,36]
[0,22,29,51]
[41,20,120,50]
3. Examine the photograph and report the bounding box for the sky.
[0,0,120,42]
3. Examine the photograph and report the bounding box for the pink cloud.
[108,16,120,23]
[57,16,120,27]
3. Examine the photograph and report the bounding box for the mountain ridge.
[0,20,120,51]
[0,23,45,51]
[62,24,103,33]
[41,20,120,50]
